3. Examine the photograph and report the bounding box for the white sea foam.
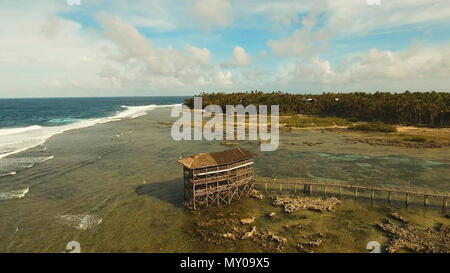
[0,155,56,176]
[0,125,42,137]
[0,171,16,177]
[58,214,103,230]
[0,104,179,160]
[0,187,29,201]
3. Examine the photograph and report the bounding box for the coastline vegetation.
[282,115,351,128]
[185,91,450,127]
[349,121,397,133]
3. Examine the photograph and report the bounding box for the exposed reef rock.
[282,224,303,231]
[196,214,288,252]
[376,213,450,253]
[302,141,324,146]
[296,233,328,253]
[272,196,341,212]
[347,138,446,148]
[240,217,255,225]
[250,189,264,200]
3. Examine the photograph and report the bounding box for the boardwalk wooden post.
[253,178,449,210]
[265,183,268,193]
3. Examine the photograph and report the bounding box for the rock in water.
[242,226,257,239]
[272,196,341,212]
[240,217,255,224]
[250,189,263,200]
[376,214,450,253]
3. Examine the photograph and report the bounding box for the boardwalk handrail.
[255,176,449,199]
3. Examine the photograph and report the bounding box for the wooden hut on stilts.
[177,147,256,210]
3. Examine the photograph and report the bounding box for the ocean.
[0,96,186,176]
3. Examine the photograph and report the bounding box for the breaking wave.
[58,214,103,230]
[0,104,179,160]
[0,187,29,201]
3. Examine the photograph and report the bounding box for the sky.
[0,0,450,98]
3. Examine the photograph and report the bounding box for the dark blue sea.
[0,96,187,128]
[0,96,187,174]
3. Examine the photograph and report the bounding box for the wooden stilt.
[309,184,312,196]
[294,184,297,194]
[279,183,282,193]
[193,184,196,210]
[217,182,220,207]
[323,186,327,199]
[405,193,409,206]
[354,188,358,200]
[424,196,429,207]
[388,192,392,204]
[371,190,375,201]
[338,187,342,198]
[265,183,268,193]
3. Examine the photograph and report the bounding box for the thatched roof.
[177,147,256,169]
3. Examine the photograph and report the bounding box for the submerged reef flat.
[376,213,450,253]
[272,196,341,213]
[347,137,447,148]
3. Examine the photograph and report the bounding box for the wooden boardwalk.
[255,176,448,209]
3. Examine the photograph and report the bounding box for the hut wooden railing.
[255,176,449,209]
[192,159,254,176]
[190,165,253,185]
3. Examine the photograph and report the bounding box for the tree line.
[185,91,450,127]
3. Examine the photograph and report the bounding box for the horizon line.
[0,90,448,99]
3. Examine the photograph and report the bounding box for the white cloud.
[233,46,251,66]
[216,71,233,85]
[187,46,211,66]
[97,13,238,91]
[189,0,233,30]
[1,1,449,97]
[267,11,332,58]
[221,46,251,68]
[0,4,112,97]
[277,44,450,91]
